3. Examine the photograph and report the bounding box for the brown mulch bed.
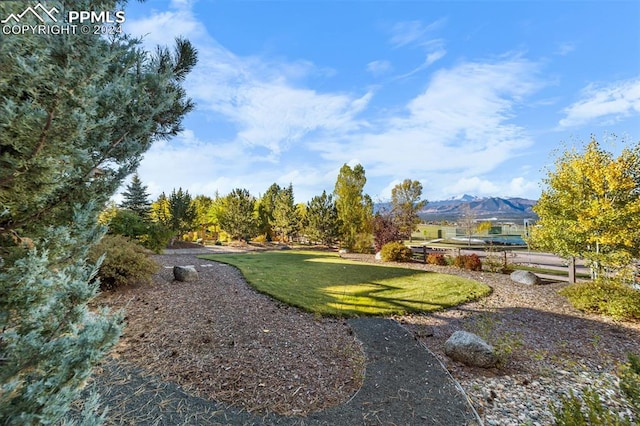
[93,250,640,423]
[96,253,365,417]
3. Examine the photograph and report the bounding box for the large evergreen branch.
[6,133,129,233]
[0,107,56,188]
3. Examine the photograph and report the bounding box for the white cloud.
[555,42,575,56]
[121,5,546,205]
[425,49,447,66]
[440,176,539,200]
[181,39,372,157]
[389,19,447,48]
[123,5,207,48]
[559,77,640,128]
[445,177,500,196]
[311,56,542,181]
[367,60,393,76]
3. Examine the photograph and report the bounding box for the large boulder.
[510,269,541,285]
[173,265,199,282]
[444,330,497,368]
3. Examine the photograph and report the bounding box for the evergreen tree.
[120,174,151,217]
[150,192,172,228]
[219,188,258,241]
[257,183,281,240]
[271,184,300,242]
[306,191,340,245]
[168,187,197,239]
[333,164,373,251]
[0,0,197,422]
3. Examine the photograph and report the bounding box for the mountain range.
[419,194,538,221]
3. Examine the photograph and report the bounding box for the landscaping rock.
[173,265,199,282]
[375,251,382,260]
[510,270,541,285]
[444,330,498,368]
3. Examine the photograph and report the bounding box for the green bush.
[559,280,640,320]
[619,353,640,417]
[427,253,448,266]
[453,254,482,271]
[552,388,633,425]
[353,232,374,254]
[552,353,639,424]
[108,208,148,238]
[380,242,413,262]
[89,235,158,290]
[140,222,173,253]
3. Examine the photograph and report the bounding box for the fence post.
[568,256,576,283]
[423,246,427,264]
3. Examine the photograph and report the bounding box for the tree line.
[111,164,426,253]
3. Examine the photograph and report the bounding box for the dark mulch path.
[86,318,479,425]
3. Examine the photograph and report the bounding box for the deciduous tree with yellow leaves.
[530,136,640,279]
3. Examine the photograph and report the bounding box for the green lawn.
[199,250,491,316]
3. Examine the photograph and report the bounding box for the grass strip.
[199,250,490,316]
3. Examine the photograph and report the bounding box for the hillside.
[419,195,537,221]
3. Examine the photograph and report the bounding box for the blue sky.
[121,0,640,204]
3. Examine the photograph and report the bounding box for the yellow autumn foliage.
[530,136,640,276]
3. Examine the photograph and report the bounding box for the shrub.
[372,213,400,252]
[453,254,482,271]
[380,242,413,262]
[465,312,523,367]
[89,235,158,290]
[552,353,640,424]
[427,252,448,266]
[108,209,147,238]
[619,353,640,417]
[559,280,640,320]
[354,232,374,254]
[252,234,268,243]
[140,222,173,253]
[551,388,634,425]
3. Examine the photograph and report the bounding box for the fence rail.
[408,245,588,283]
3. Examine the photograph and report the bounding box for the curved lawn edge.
[199,250,491,317]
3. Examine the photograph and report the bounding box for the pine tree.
[0,0,197,422]
[257,183,282,240]
[168,187,197,239]
[219,188,258,241]
[120,174,152,217]
[271,184,300,242]
[306,190,340,245]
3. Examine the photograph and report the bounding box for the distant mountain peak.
[420,195,538,220]
[448,194,478,201]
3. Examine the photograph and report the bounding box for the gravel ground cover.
[341,254,640,425]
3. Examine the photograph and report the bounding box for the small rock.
[375,251,382,260]
[444,330,498,368]
[510,269,541,285]
[173,265,199,282]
